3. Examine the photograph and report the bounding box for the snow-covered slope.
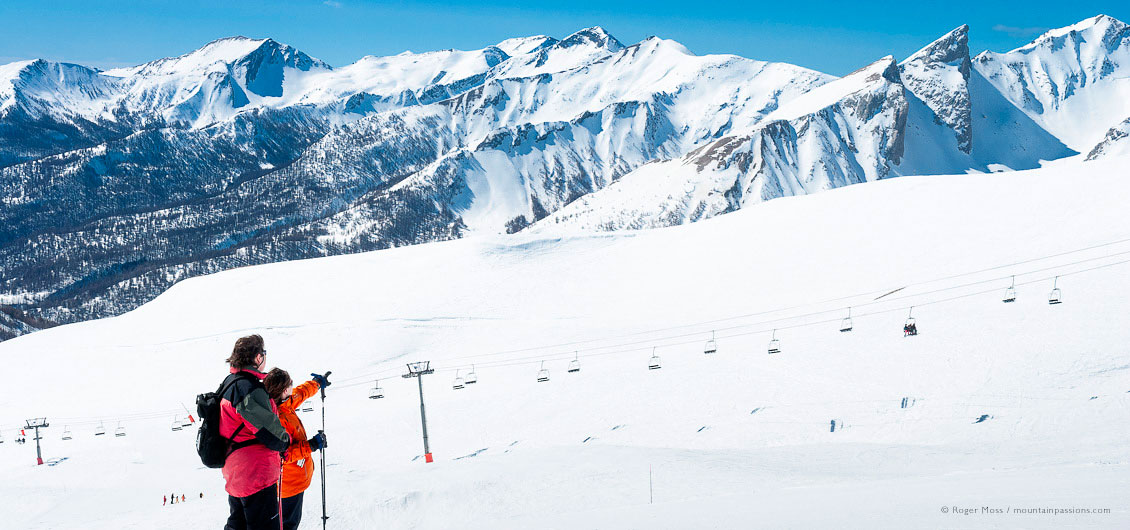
[1,156,1128,528]
[530,56,907,231]
[973,14,1130,151]
[3,17,1130,343]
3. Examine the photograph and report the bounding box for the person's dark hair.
[226,334,265,368]
[263,368,293,403]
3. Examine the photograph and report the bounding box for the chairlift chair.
[840,307,853,332]
[171,417,183,432]
[114,422,126,438]
[537,361,550,382]
[300,406,314,412]
[648,348,662,370]
[704,331,717,355]
[1002,275,1017,303]
[903,307,918,337]
[767,330,781,354]
[464,365,478,384]
[453,370,465,390]
[1048,276,1062,305]
[94,422,106,436]
[368,380,384,400]
[568,352,580,373]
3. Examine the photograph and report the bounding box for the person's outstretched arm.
[288,379,321,409]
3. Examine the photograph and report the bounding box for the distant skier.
[264,368,330,530]
[163,495,167,506]
[217,334,289,530]
[182,494,186,503]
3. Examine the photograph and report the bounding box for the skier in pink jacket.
[218,335,289,530]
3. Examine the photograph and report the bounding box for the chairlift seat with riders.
[537,361,550,382]
[903,307,918,336]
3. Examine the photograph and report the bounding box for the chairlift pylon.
[568,352,580,373]
[453,369,465,390]
[840,307,853,333]
[1002,275,1017,303]
[537,361,550,382]
[369,380,384,400]
[465,364,478,384]
[648,347,662,370]
[767,330,781,354]
[1048,276,1062,305]
[704,331,717,355]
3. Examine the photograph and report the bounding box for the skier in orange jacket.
[263,368,328,530]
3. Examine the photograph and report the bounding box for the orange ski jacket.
[278,379,319,498]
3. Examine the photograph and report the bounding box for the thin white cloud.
[992,24,1050,38]
[323,0,342,7]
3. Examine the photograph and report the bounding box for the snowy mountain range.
[2,16,1129,339]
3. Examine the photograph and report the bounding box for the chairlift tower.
[403,362,436,463]
[25,418,49,465]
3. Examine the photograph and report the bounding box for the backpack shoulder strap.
[217,371,261,400]
[218,371,264,452]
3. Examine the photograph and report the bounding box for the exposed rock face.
[899,25,973,152]
[1086,117,1130,160]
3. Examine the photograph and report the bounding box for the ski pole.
[320,371,331,529]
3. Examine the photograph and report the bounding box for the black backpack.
[196,372,261,468]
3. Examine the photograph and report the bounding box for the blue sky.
[1,1,1126,75]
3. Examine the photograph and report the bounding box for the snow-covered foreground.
[2,156,1129,528]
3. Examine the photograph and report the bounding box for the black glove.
[311,372,331,388]
[308,431,327,452]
